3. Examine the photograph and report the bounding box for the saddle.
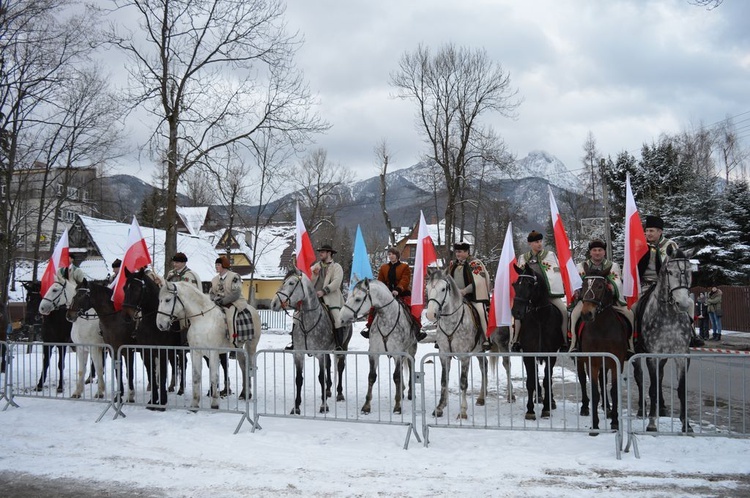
[462,298,486,346]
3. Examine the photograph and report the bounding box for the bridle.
[662,257,692,306]
[344,280,403,350]
[580,275,613,314]
[40,281,69,310]
[274,275,307,311]
[427,276,471,352]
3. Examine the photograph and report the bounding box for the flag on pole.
[488,223,517,333]
[40,228,70,296]
[349,225,374,290]
[295,203,316,278]
[111,216,152,310]
[623,174,648,309]
[548,186,582,305]
[411,211,438,321]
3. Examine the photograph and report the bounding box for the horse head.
[66,280,92,323]
[122,267,157,322]
[511,263,544,320]
[661,247,693,312]
[156,282,185,331]
[271,268,310,312]
[39,274,73,316]
[340,278,373,325]
[580,267,614,322]
[425,270,459,321]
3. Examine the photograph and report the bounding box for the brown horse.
[576,267,628,435]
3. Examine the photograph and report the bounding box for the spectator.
[707,286,723,341]
[695,292,710,340]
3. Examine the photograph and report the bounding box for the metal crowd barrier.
[257,310,291,332]
[625,352,750,458]
[1,341,116,421]
[252,349,421,449]
[115,345,256,433]
[419,351,624,458]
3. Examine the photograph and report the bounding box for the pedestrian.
[707,286,723,341]
[510,231,569,352]
[448,240,491,349]
[695,292,710,340]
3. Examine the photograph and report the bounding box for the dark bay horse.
[576,268,628,434]
[271,269,352,415]
[511,263,564,420]
[634,247,694,433]
[67,280,136,403]
[122,268,185,409]
[30,281,72,393]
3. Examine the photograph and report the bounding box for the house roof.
[76,215,219,281]
[176,206,208,236]
[403,220,474,247]
[209,224,295,280]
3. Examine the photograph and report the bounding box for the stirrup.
[284,343,294,351]
[416,331,427,342]
[360,328,370,339]
[510,342,521,353]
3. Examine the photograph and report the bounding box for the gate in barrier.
[625,352,750,458]
[419,351,624,458]
[251,349,421,449]
[115,345,256,433]
[1,341,116,421]
[257,310,290,332]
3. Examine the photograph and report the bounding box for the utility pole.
[599,158,612,256]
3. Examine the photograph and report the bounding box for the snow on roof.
[405,220,474,246]
[207,224,295,280]
[176,206,208,236]
[77,215,219,282]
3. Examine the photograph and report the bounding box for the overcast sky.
[114,0,750,184]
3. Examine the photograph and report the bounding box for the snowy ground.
[1,324,749,497]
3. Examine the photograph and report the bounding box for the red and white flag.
[488,223,517,333]
[623,174,648,309]
[295,203,316,278]
[411,210,438,321]
[40,228,70,296]
[111,216,152,310]
[548,186,582,305]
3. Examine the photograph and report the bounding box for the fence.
[2,341,748,456]
[691,286,750,332]
[257,309,291,332]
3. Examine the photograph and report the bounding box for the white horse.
[155,282,261,409]
[425,270,488,419]
[340,278,417,414]
[39,273,105,399]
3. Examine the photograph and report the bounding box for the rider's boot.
[690,333,705,348]
[334,327,346,351]
[568,332,580,353]
[360,327,370,339]
[284,331,294,350]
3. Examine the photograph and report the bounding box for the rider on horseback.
[510,231,569,352]
[568,238,634,354]
[210,255,248,343]
[361,247,427,342]
[633,215,703,350]
[448,240,492,350]
[311,244,347,350]
[167,252,202,345]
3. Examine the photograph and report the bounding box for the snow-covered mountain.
[511,150,579,192]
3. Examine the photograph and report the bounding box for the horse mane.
[284,268,302,279]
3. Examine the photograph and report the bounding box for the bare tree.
[579,131,601,204]
[714,118,747,182]
[289,147,352,232]
[180,166,214,207]
[374,139,396,246]
[106,0,328,273]
[391,43,520,259]
[1,1,97,318]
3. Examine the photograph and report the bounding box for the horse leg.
[34,344,52,391]
[157,348,169,408]
[126,348,136,403]
[679,359,692,433]
[578,358,590,416]
[658,358,669,417]
[318,355,330,413]
[646,357,659,431]
[610,365,619,431]
[632,359,645,418]
[392,356,403,414]
[456,357,471,419]
[190,349,202,409]
[503,355,515,403]
[477,355,487,407]
[335,351,346,402]
[167,349,176,393]
[291,355,303,415]
[589,360,601,434]
[362,355,377,415]
[524,357,537,420]
[209,350,220,409]
[541,359,554,418]
[55,345,66,393]
[219,353,231,397]
[72,345,89,398]
[93,346,106,399]
[177,348,186,396]
[432,356,451,418]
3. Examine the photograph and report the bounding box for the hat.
[527,231,543,242]
[645,215,664,230]
[172,252,188,263]
[112,259,122,269]
[453,241,471,251]
[316,244,337,254]
[588,239,606,251]
[215,256,230,269]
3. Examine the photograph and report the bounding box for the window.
[66,186,78,200]
[65,210,77,222]
[56,183,64,196]
[81,190,89,202]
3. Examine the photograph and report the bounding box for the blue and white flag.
[349,225,374,290]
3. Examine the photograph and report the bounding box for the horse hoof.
[683,425,693,433]
[177,389,184,396]
[70,393,81,399]
[589,431,600,437]
[239,390,251,400]
[636,409,644,418]
[290,408,301,415]
[146,406,166,412]
[393,407,402,415]
[646,424,658,432]
[541,410,551,419]
[168,387,175,393]
[611,422,619,430]
[319,405,329,414]
[476,399,485,407]
[550,400,557,410]
[457,413,468,420]
[336,393,345,402]
[211,405,219,410]
[580,407,590,416]
[432,410,443,418]
[361,407,371,415]
[95,393,105,399]
[56,387,64,394]
[525,413,536,421]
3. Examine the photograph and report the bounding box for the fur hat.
[215,256,230,269]
[588,239,606,251]
[172,252,188,263]
[112,259,122,269]
[645,215,664,230]
[316,243,337,254]
[527,230,543,242]
[453,241,471,251]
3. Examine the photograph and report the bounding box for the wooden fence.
[691,286,750,332]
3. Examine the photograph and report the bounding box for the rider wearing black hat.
[448,240,491,349]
